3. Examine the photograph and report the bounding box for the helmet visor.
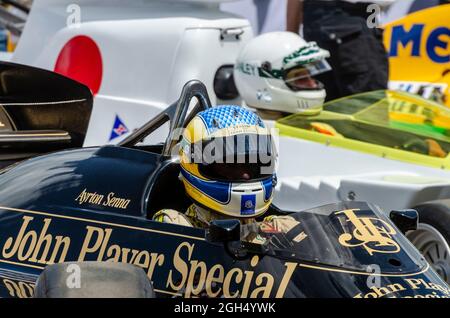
[199,162,275,183]
[283,59,331,90]
[190,133,277,182]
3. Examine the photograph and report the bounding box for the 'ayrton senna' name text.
[75,188,131,209]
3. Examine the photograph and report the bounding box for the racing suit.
[153,205,300,244]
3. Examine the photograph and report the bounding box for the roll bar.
[118,80,212,156]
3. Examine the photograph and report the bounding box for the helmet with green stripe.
[234,32,331,114]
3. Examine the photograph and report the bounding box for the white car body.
[12,0,253,146]
[274,133,450,213]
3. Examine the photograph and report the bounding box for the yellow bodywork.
[276,90,450,170]
[384,4,450,107]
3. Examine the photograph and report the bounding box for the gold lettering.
[146,253,165,280]
[133,250,150,269]
[97,228,112,261]
[104,192,131,209]
[105,244,121,262]
[250,273,274,298]
[49,236,70,264]
[3,279,18,297]
[3,279,34,298]
[275,262,298,298]
[74,189,87,204]
[167,242,193,291]
[387,283,406,293]
[185,260,208,298]
[17,229,37,261]
[364,292,379,298]
[369,285,394,298]
[2,216,34,259]
[2,216,71,265]
[29,218,53,264]
[337,208,400,255]
[205,264,224,297]
[78,226,106,261]
[120,248,139,263]
[405,278,422,290]
[240,270,254,298]
[223,268,243,298]
[75,190,132,209]
[75,188,105,205]
[240,256,259,298]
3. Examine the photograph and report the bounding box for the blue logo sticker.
[241,194,256,215]
[109,115,129,141]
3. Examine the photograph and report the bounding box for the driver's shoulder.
[153,205,207,228]
[153,208,194,227]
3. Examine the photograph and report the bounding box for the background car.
[274,90,450,282]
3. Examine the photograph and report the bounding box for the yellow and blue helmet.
[179,105,277,218]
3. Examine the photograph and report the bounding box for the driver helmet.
[179,105,277,218]
[234,32,331,114]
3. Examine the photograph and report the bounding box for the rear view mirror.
[206,219,240,243]
[389,209,418,234]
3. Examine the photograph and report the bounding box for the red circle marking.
[54,35,103,95]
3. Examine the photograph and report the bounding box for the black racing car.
[0,64,448,298]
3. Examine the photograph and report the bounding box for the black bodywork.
[0,61,93,168]
[0,76,448,298]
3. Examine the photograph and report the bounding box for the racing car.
[0,78,449,298]
[273,90,450,282]
[2,0,449,284]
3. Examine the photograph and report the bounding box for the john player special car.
[0,62,448,298]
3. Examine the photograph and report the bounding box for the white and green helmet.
[234,32,331,114]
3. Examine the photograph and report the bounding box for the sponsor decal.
[54,35,103,95]
[2,278,35,298]
[256,89,272,103]
[240,194,256,215]
[75,188,131,210]
[109,114,129,141]
[383,5,450,106]
[0,215,296,298]
[388,24,449,64]
[336,209,400,255]
[388,81,447,102]
[235,62,258,76]
[0,208,447,299]
[354,279,450,298]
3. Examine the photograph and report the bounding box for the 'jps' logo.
[336,209,400,255]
